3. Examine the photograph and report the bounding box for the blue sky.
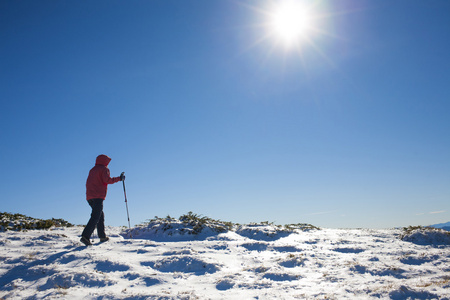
[1,0,449,228]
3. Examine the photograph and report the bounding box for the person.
[80,154,125,246]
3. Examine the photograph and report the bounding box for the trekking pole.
[121,172,131,229]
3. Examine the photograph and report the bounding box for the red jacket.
[86,155,121,200]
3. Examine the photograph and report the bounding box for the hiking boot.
[100,237,109,243]
[80,236,92,246]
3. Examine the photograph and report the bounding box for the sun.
[239,0,331,60]
[269,0,316,47]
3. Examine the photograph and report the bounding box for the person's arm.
[102,167,121,184]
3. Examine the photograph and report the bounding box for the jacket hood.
[95,154,111,166]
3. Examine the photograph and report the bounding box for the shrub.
[130,212,319,238]
[0,212,74,232]
[400,226,450,246]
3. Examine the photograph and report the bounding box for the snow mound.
[241,242,269,251]
[389,285,440,300]
[40,272,115,290]
[262,272,301,282]
[400,226,450,246]
[235,223,317,241]
[236,224,293,241]
[121,213,232,241]
[279,254,306,268]
[121,213,319,242]
[216,279,234,290]
[144,256,220,275]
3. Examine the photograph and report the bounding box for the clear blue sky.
[1,0,449,228]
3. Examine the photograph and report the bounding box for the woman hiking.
[81,154,124,246]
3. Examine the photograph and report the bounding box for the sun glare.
[241,0,331,61]
[270,1,315,46]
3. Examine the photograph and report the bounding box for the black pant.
[82,198,106,239]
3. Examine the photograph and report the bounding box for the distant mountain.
[429,221,450,231]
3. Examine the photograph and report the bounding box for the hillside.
[1,213,450,299]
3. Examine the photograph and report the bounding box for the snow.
[1,224,450,299]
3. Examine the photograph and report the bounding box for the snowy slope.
[1,225,450,299]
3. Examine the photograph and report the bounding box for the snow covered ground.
[1,222,450,299]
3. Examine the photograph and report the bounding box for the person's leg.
[81,199,104,239]
[97,210,106,239]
